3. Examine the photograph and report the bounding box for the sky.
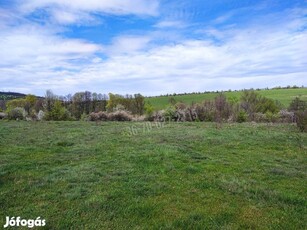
[0,0,306,96]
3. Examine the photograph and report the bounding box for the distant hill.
[145,88,307,110]
[0,92,27,100]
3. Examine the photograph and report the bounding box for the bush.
[37,110,45,121]
[295,110,307,132]
[80,113,89,121]
[193,101,215,121]
[176,108,194,122]
[45,100,72,121]
[265,111,280,123]
[153,110,165,122]
[108,111,132,121]
[89,112,99,121]
[289,97,306,111]
[0,112,7,119]
[241,90,281,116]
[144,103,155,121]
[132,115,146,122]
[97,111,109,121]
[279,110,295,123]
[8,107,26,120]
[253,113,266,122]
[163,106,177,121]
[89,112,108,121]
[89,111,132,122]
[237,110,248,123]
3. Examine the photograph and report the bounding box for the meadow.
[0,121,306,229]
[146,88,307,110]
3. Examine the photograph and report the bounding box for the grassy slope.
[0,121,306,229]
[0,92,27,100]
[146,88,307,110]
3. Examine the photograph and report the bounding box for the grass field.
[0,121,306,229]
[146,88,307,110]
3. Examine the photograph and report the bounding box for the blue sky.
[0,0,306,96]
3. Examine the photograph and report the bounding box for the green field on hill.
[146,88,307,110]
[0,121,306,229]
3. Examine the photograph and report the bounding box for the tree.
[240,90,281,119]
[289,97,306,112]
[133,93,145,115]
[44,90,57,112]
[214,93,231,124]
[6,98,27,112]
[0,100,5,112]
[45,100,70,121]
[72,92,85,119]
[106,93,124,112]
[84,91,92,114]
[24,94,37,114]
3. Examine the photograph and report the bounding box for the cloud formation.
[18,0,159,24]
[0,0,306,95]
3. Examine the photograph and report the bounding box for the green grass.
[146,88,307,110]
[0,121,306,229]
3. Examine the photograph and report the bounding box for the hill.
[145,88,307,110]
[0,91,27,100]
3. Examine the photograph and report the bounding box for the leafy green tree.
[289,97,306,111]
[24,94,37,114]
[6,98,27,112]
[45,100,71,121]
[106,93,126,112]
[8,107,26,120]
[241,90,281,117]
[133,93,145,115]
[44,90,57,112]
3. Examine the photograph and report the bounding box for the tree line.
[0,89,306,132]
[0,90,145,121]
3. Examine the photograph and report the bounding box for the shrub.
[37,110,45,121]
[114,104,126,111]
[45,100,72,121]
[163,106,177,121]
[295,110,307,132]
[144,103,154,121]
[175,108,196,122]
[193,104,206,121]
[175,103,187,110]
[132,115,146,122]
[0,112,7,119]
[89,112,99,121]
[237,110,248,123]
[279,110,295,123]
[97,111,109,121]
[8,107,26,120]
[80,113,89,121]
[215,94,231,121]
[289,97,306,111]
[265,111,280,123]
[108,111,132,121]
[253,113,266,122]
[153,110,165,122]
[241,90,281,117]
[193,101,215,121]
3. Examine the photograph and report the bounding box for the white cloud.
[18,0,159,24]
[0,4,306,96]
[103,35,152,55]
[154,20,186,28]
[0,24,101,67]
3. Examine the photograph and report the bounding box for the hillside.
[145,88,307,110]
[0,91,27,100]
